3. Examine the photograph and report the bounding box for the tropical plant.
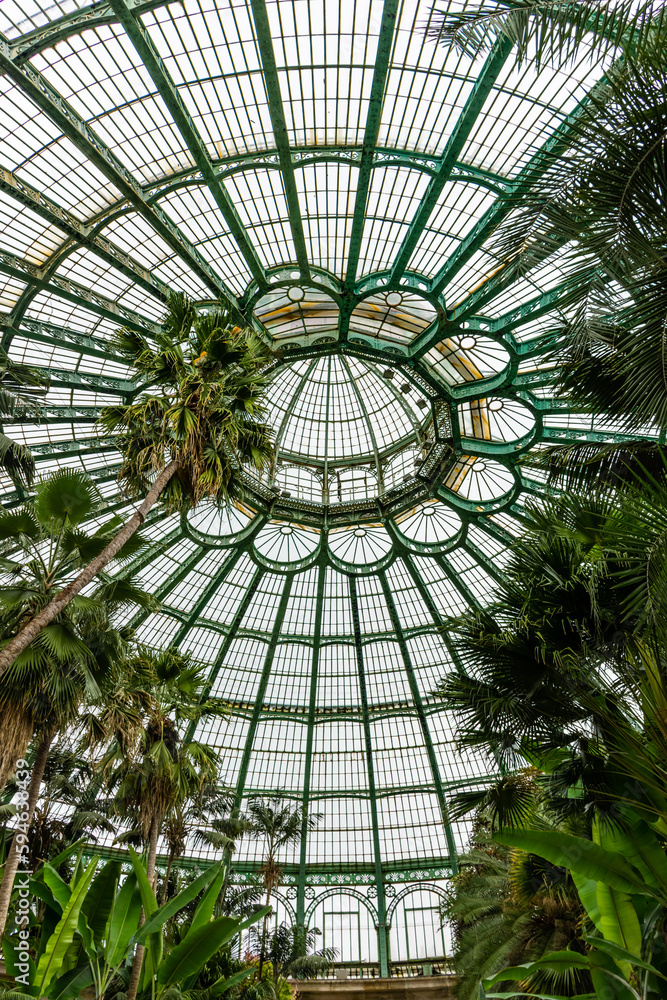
[4,844,266,1000]
[427,1,661,66]
[22,746,115,872]
[0,468,153,939]
[102,646,229,1000]
[252,921,336,989]
[246,797,321,979]
[0,349,48,491]
[159,786,239,905]
[0,292,275,677]
[443,810,592,1000]
[429,0,667,490]
[436,487,667,997]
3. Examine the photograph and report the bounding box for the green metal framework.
[0,0,654,970]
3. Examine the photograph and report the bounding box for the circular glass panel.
[328,524,392,564]
[287,286,305,301]
[395,502,462,545]
[254,522,319,563]
[187,501,253,538]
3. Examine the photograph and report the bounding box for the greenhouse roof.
[0,0,651,903]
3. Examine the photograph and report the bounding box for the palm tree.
[436,481,667,844]
[0,468,153,938]
[247,796,322,979]
[443,809,592,1000]
[426,1,661,66]
[0,293,275,676]
[103,646,229,1000]
[0,348,48,490]
[159,785,238,904]
[428,0,667,490]
[23,745,116,870]
[259,921,337,990]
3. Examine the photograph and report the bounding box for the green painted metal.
[400,553,466,673]
[250,0,311,279]
[30,434,119,460]
[388,38,514,286]
[432,551,484,614]
[126,543,213,632]
[11,0,170,61]
[0,249,160,335]
[231,572,296,813]
[462,539,509,588]
[273,357,320,455]
[76,840,462,883]
[27,365,134,395]
[340,356,383,482]
[297,559,327,926]
[341,0,400,306]
[428,80,612,300]
[0,35,241,313]
[0,317,137,366]
[1,404,102,425]
[349,576,389,978]
[0,163,171,303]
[108,0,266,288]
[171,548,244,646]
[379,573,459,874]
[189,564,265,712]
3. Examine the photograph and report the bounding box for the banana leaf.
[33,858,98,994]
[582,935,667,981]
[133,860,226,947]
[104,872,143,969]
[595,882,641,977]
[157,917,242,988]
[493,828,657,899]
[46,964,95,1000]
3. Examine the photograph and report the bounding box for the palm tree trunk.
[0,730,54,939]
[159,847,176,905]
[258,884,271,979]
[0,461,179,678]
[126,815,160,1000]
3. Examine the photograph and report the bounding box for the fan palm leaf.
[0,293,275,677]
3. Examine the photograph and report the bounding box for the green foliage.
[443,811,591,1000]
[102,647,228,841]
[438,486,667,997]
[98,292,275,510]
[13,852,263,1000]
[427,1,661,67]
[0,469,155,787]
[0,349,49,488]
[430,1,667,490]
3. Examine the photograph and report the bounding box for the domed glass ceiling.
[0,0,656,967]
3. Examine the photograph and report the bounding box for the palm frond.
[522,440,667,489]
[0,433,35,488]
[426,1,662,67]
[34,468,102,526]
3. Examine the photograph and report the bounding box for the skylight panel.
[210,636,268,702]
[16,136,123,219]
[0,199,63,263]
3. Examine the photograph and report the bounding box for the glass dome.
[0,0,654,972]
